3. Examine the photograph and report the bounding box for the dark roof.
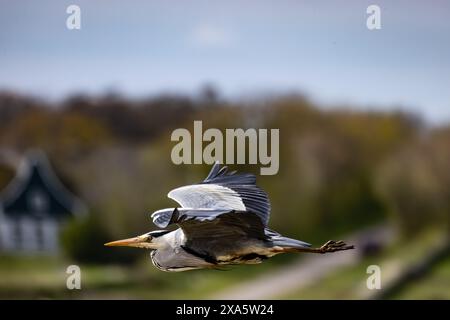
[0,150,87,219]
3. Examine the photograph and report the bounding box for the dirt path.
[212,225,394,299]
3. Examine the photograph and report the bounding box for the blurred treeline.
[0,90,448,263]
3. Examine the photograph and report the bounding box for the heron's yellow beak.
[104,233,157,249]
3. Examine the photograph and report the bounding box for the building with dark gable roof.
[0,150,87,253]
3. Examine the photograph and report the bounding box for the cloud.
[189,24,234,48]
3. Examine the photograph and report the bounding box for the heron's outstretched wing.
[167,162,271,225]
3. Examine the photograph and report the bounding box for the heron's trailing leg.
[316,240,354,253]
[273,240,354,254]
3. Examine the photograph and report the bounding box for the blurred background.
[0,0,449,299]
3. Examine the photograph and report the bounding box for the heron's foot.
[319,240,354,253]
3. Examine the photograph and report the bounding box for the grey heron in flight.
[105,162,354,271]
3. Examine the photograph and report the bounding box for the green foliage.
[0,91,447,257]
[376,130,450,236]
[60,214,139,265]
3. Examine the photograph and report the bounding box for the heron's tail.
[266,229,312,249]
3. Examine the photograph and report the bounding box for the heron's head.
[104,230,170,250]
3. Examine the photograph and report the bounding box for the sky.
[0,0,449,123]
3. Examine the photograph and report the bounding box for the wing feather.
[167,162,271,225]
[168,184,246,211]
[152,208,231,228]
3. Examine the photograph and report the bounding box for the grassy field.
[390,254,450,299]
[0,251,298,299]
[279,229,449,299]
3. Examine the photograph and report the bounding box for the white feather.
[168,184,246,211]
